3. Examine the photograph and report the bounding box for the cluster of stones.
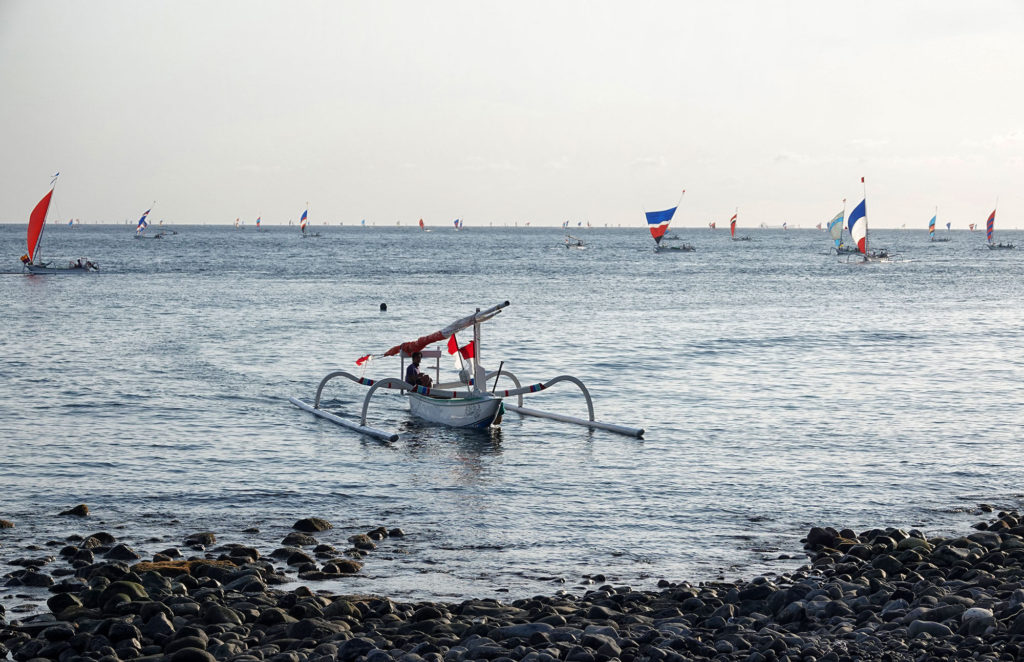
[4,510,1024,661]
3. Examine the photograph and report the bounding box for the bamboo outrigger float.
[289,301,644,440]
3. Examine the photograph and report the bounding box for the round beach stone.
[293,517,332,532]
[170,646,217,662]
[0,519,14,528]
[59,504,89,517]
[282,532,318,546]
[184,532,216,546]
[348,534,376,550]
[105,543,140,560]
[908,620,953,638]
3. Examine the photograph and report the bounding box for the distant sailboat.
[730,209,750,241]
[827,207,855,254]
[646,190,693,252]
[419,218,431,232]
[986,205,1014,249]
[845,178,895,262]
[19,174,98,273]
[300,205,320,237]
[135,205,160,238]
[929,208,950,242]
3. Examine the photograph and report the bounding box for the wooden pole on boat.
[491,361,504,393]
[860,177,868,254]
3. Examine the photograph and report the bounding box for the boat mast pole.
[36,173,59,264]
[860,178,868,254]
[472,309,483,394]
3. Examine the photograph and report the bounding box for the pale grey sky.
[2,1,1022,228]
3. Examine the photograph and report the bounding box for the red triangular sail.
[27,188,54,262]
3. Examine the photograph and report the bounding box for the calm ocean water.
[1,222,1022,606]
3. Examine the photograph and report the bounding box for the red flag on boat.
[447,334,459,354]
[459,341,475,360]
[356,355,370,365]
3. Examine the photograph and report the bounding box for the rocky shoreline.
[4,509,1024,661]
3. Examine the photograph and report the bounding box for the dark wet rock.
[105,543,141,560]
[0,519,14,528]
[46,592,83,616]
[202,603,242,625]
[282,531,318,546]
[7,568,54,587]
[388,527,406,537]
[59,504,89,517]
[169,646,217,662]
[293,517,333,532]
[286,549,315,566]
[348,533,376,550]
[184,532,216,546]
[322,559,363,574]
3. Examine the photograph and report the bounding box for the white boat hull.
[24,264,97,274]
[407,392,503,428]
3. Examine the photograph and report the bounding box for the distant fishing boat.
[730,209,750,241]
[646,190,693,252]
[300,206,321,238]
[844,178,898,262]
[929,208,950,242]
[563,234,585,249]
[19,174,99,274]
[419,218,431,232]
[986,205,1014,249]
[134,205,163,239]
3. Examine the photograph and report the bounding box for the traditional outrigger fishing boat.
[647,191,694,252]
[729,210,751,241]
[985,207,1014,250]
[841,178,901,263]
[289,301,644,441]
[19,174,100,274]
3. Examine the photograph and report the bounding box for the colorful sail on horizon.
[986,209,996,243]
[946,221,951,232]
[256,216,261,229]
[300,209,308,231]
[136,208,151,235]
[928,214,936,240]
[827,211,844,247]
[419,218,425,230]
[645,207,677,245]
[26,188,55,262]
[729,213,737,238]
[848,199,867,253]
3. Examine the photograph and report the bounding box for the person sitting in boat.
[405,351,433,388]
